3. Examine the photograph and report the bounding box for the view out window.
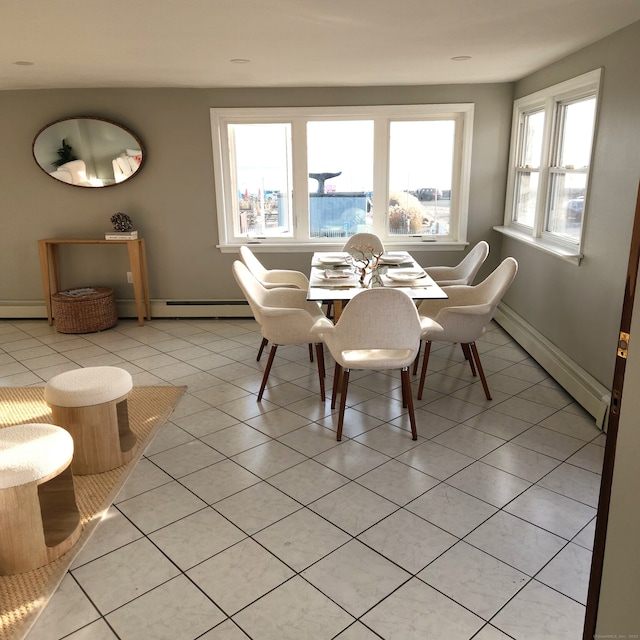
[210,105,473,248]
[502,70,601,258]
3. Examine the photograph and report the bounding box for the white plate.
[317,253,350,265]
[314,273,355,282]
[387,270,426,282]
[379,253,410,264]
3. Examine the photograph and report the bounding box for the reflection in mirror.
[33,117,144,188]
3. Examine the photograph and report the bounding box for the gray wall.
[500,20,640,389]
[0,84,512,304]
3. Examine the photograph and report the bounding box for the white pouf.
[45,366,136,475]
[0,423,82,575]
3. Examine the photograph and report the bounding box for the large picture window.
[210,105,473,249]
[500,70,601,261]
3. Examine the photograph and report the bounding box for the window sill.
[493,226,583,265]
[218,241,468,254]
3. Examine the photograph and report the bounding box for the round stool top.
[0,423,74,489]
[44,366,133,407]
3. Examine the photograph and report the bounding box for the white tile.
[356,459,439,505]
[233,576,353,640]
[245,406,312,437]
[511,425,586,461]
[358,508,457,573]
[491,580,585,640]
[396,440,474,480]
[26,575,100,640]
[231,440,307,478]
[149,507,246,570]
[254,508,351,571]
[566,442,605,474]
[465,512,566,576]
[302,540,410,617]
[334,622,383,639]
[352,423,425,457]
[538,463,602,508]
[406,483,497,538]
[268,459,350,504]
[106,575,226,639]
[148,439,224,477]
[276,422,341,457]
[463,409,535,440]
[180,459,261,504]
[418,541,528,619]
[537,542,592,605]
[213,481,301,534]
[113,458,173,503]
[201,423,271,456]
[313,440,391,479]
[72,538,181,614]
[64,619,119,639]
[433,424,505,458]
[173,406,240,438]
[198,620,250,639]
[504,485,596,539]
[187,538,294,615]
[309,482,397,536]
[446,461,531,508]
[361,577,484,639]
[481,442,561,482]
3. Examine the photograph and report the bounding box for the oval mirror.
[33,116,144,187]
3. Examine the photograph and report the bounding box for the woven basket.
[52,287,118,334]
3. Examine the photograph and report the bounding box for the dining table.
[307,250,448,321]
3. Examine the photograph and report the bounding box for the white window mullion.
[371,116,389,239]
[291,118,310,239]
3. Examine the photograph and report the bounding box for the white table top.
[307,251,448,302]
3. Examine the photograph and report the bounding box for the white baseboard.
[495,302,610,430]
[0,299,254,319]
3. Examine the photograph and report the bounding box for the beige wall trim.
[495,302,610,429]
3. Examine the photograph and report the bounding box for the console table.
[38,238,151,327]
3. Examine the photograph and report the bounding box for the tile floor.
[0,317,605,640]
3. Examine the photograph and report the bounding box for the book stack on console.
[105,230,138,240]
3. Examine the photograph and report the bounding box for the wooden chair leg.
[418,341,432,400]
[461,343,477,376]
[412,340,422,375]
[257,337,268,362]
[401,367,418,440]
[470,342,492,400]
[308,343,314,362]
[331,363,342,409]
[315,343,326,401]
[258,344,278,401]
[337,368,350,441]
[326,301,333,319]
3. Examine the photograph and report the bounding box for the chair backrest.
[329,288,422,351]
[239,245,269,281]
[473,256,518,309]
[426,240,489,285]
[232,260,269,323]
[342,233,385,255]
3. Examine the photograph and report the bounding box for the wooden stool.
[44,366,136,475]
[0,423,82,575]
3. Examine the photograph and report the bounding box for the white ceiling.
[2,0,640,90]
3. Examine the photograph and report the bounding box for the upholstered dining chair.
[232,260,327,402]
[425,240,489,286]
[342,232,385,255]
[311,288,424,441]
[415,257,518,401]
[240,245,311,361]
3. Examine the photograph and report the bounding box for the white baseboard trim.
[495,302,610,430]
[0,299,254,320]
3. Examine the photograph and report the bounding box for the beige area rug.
[0,385,186,640]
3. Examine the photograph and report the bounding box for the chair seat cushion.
[0,424,74,489]
[341,348,415,370]
[44,366,133,407]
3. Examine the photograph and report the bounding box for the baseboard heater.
[495,302,611,430]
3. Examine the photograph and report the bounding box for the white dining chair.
[342,232,385,255]
[232,261,327,401]
[311,288,424,441]
[425,240,489,286]
[240,245,312,360]
[415,257,518,400]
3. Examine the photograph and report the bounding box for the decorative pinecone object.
[110,212,133,232]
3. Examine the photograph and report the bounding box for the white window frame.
[210,104,474,252]
[497,69,602,264]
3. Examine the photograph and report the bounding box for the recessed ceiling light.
[451,56,471,62]
[230,58,250,64]
[13,60,34,66]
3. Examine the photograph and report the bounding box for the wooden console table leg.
[127,240,145,326]
[38,240,53,325]
[139,239,151,320]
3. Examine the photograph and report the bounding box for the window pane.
[557,97,596,169]
[307,120,373,239]
[513,171,538,227]
[546,171,586,240]
[388,120,454,236]
[520,110,545,168]
[228,123,293,237]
